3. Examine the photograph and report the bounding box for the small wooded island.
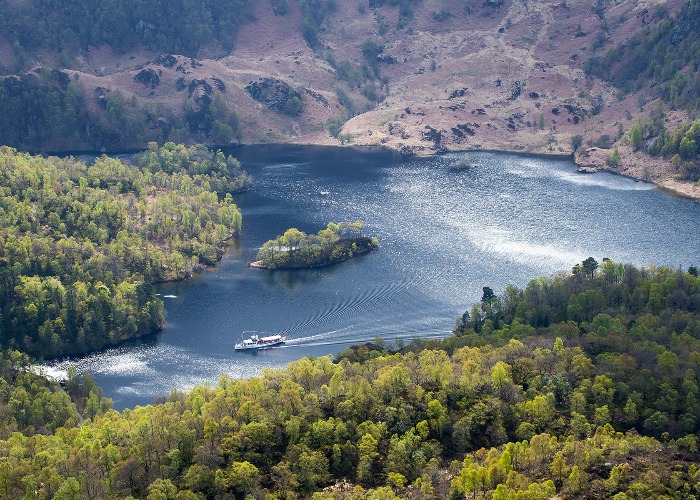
[250,221,379,269]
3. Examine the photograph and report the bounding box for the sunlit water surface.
[43,146,700,409]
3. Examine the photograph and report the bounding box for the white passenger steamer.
[235,332,288,351]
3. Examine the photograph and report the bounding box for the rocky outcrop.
[133,69,160,88]
[94,87,109,108]
[188,79,212,98]
[154,54,177,68]
[246,78,303,116]
[211,77,226,93]
[421,126,443,148]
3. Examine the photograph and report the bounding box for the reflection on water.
[260,267,331,289]
[43,146,700,409]
[472,226,585,265]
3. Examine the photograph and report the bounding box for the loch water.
[45,146,700,409]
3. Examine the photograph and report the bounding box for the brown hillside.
[5,0,699,198]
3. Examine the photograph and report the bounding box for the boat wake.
[284,321,446,348]
[282,280,416,336]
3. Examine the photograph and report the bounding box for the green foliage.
[585,0,700,114]
[360,39,384,61]
[627,116,700,181]
[0,69,142,151]
[0,144,249,357]
[283,96,304,117]
[134,142,252,194]
[571,134,583,151]
[326,41,384,103]
[456,261,700,441]
[630,122,644,151]
[0,262,699,497]
[363,0,419,28]
[0,0,256,57]
[299,0,337,47]
[272,0,290,15]
[255,221,377,269]
[184,91,242,144]
[0,350,86,436]
[432,8,452,21]
[0,69,242,152]
[326,114,347,137]
[607,147,621,167]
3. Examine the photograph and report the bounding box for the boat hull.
[234,339,285,351]
[234,333,288,351]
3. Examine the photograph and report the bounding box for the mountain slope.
[0,0,698,197]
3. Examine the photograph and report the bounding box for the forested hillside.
[585,0,700,182]
[0,67,244,151]
[0,261,698,498]
[0,0,255,57]
[586,0,700,115]
[0,143,249,357]
[625,114,700,182]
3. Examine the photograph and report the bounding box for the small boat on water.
[235,332,288,351]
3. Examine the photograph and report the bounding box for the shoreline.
[576,164,700,202]
[34,140,700,202]
[438,147,574,162]
[574,145,700,201]
[249,236,378,270]
[433,143,699,200]
[248,246,375,270]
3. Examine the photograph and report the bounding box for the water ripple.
[48,147,700,409]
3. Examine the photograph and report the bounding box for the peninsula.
[250,222,378,270]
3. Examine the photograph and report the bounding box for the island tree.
[253,221,377,269]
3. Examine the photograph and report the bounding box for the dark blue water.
[43,146,700,409]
